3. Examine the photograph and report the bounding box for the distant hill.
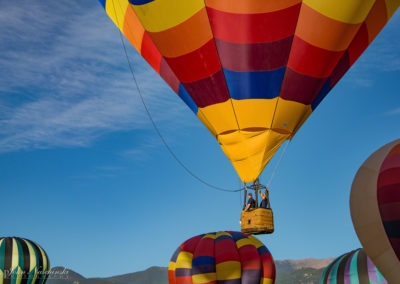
[47,258,332,284]
[47,267,167,284]
[276,267,326,284]
[105,267,168,284]
[274,258,332,283]
[46,267,91,284]
[275,258,334,272]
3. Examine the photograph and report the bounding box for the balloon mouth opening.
[218,127,292,136]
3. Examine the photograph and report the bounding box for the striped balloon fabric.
[99,0,399,183]
[377,142,400,258]
[320,248,386,284]
[0,237,50,284]
[168,231,275,284]
[350,139,400,282]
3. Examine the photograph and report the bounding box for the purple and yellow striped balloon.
[168,231,275,284]
[321,248,386,284]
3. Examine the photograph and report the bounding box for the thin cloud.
[0,1,194,153]
[122,135,166,161]
[385,108,400,116]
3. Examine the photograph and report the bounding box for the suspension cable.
[266,140,291,187]
[110,0,244,193]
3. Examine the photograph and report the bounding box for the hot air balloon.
[99,0,399,233]
[0,237,50,284]
[168,231,275,284]
[350,139,400,283]
[321,248,387,284]
[99,0,399,183]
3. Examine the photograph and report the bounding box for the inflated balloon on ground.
[168,231,275,283]
[99,0,399,182]
[0,237,50,284]
[321,248,386,283]
[350,139,400,283]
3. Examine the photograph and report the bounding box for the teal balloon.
[321,248,386,284]
[0,237,50,284]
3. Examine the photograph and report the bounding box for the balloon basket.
[241,208,274,235]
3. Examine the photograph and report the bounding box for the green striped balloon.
[0,237,50,284]
[321,248,386,284]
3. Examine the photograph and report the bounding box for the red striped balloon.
[99,0,399,183]
[168,231,275,284]
[350,139,400,283]
[377,143,400,256]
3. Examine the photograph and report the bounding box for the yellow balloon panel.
[231,98,277,130]
[131,0,205,32]
[385,0,400,18]
[192,273,217,283]
[219,130,289,182]
[12,238,19,270]
[175,251,193,269]
[197,100,239,136]
[303,0,376,24]
[271,99,312,134]
[105,0,129,30]
[216,261,242,280]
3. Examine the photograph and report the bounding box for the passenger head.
[248,193,252,199]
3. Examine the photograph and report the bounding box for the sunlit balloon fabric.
[321,248,387,284]
[168,231,275,284]
[99,0,399,182]
[350,139,400,283]
[0,237,50,284]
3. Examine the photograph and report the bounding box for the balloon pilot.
[245,193,256,210]
[259,187,270,208]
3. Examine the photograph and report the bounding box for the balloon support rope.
[110,0,244,193]
[266,140,291,187]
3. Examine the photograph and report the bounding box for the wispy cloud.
[3,2,397,153]
[121,135,166,161]
[384,107,400,116]
[0,1,194,153]
[70,165,125,180]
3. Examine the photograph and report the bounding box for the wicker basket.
[241,208,274,235]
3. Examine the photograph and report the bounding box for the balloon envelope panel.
[350,139,400,283]
[0,237,50,284]
[168,231,275,284]
[377,143,400,260]
[320,248,386,284]
[100,0,399,182]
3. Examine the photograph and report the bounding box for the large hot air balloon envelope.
[99,0,399,182]
[168,231,275,283]
[350,139,400,283]
[0,237,50,284]
[321,248,386,283]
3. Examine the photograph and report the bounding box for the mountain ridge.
[47,257,333,284]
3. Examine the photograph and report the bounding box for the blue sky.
[1,1,399,278]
